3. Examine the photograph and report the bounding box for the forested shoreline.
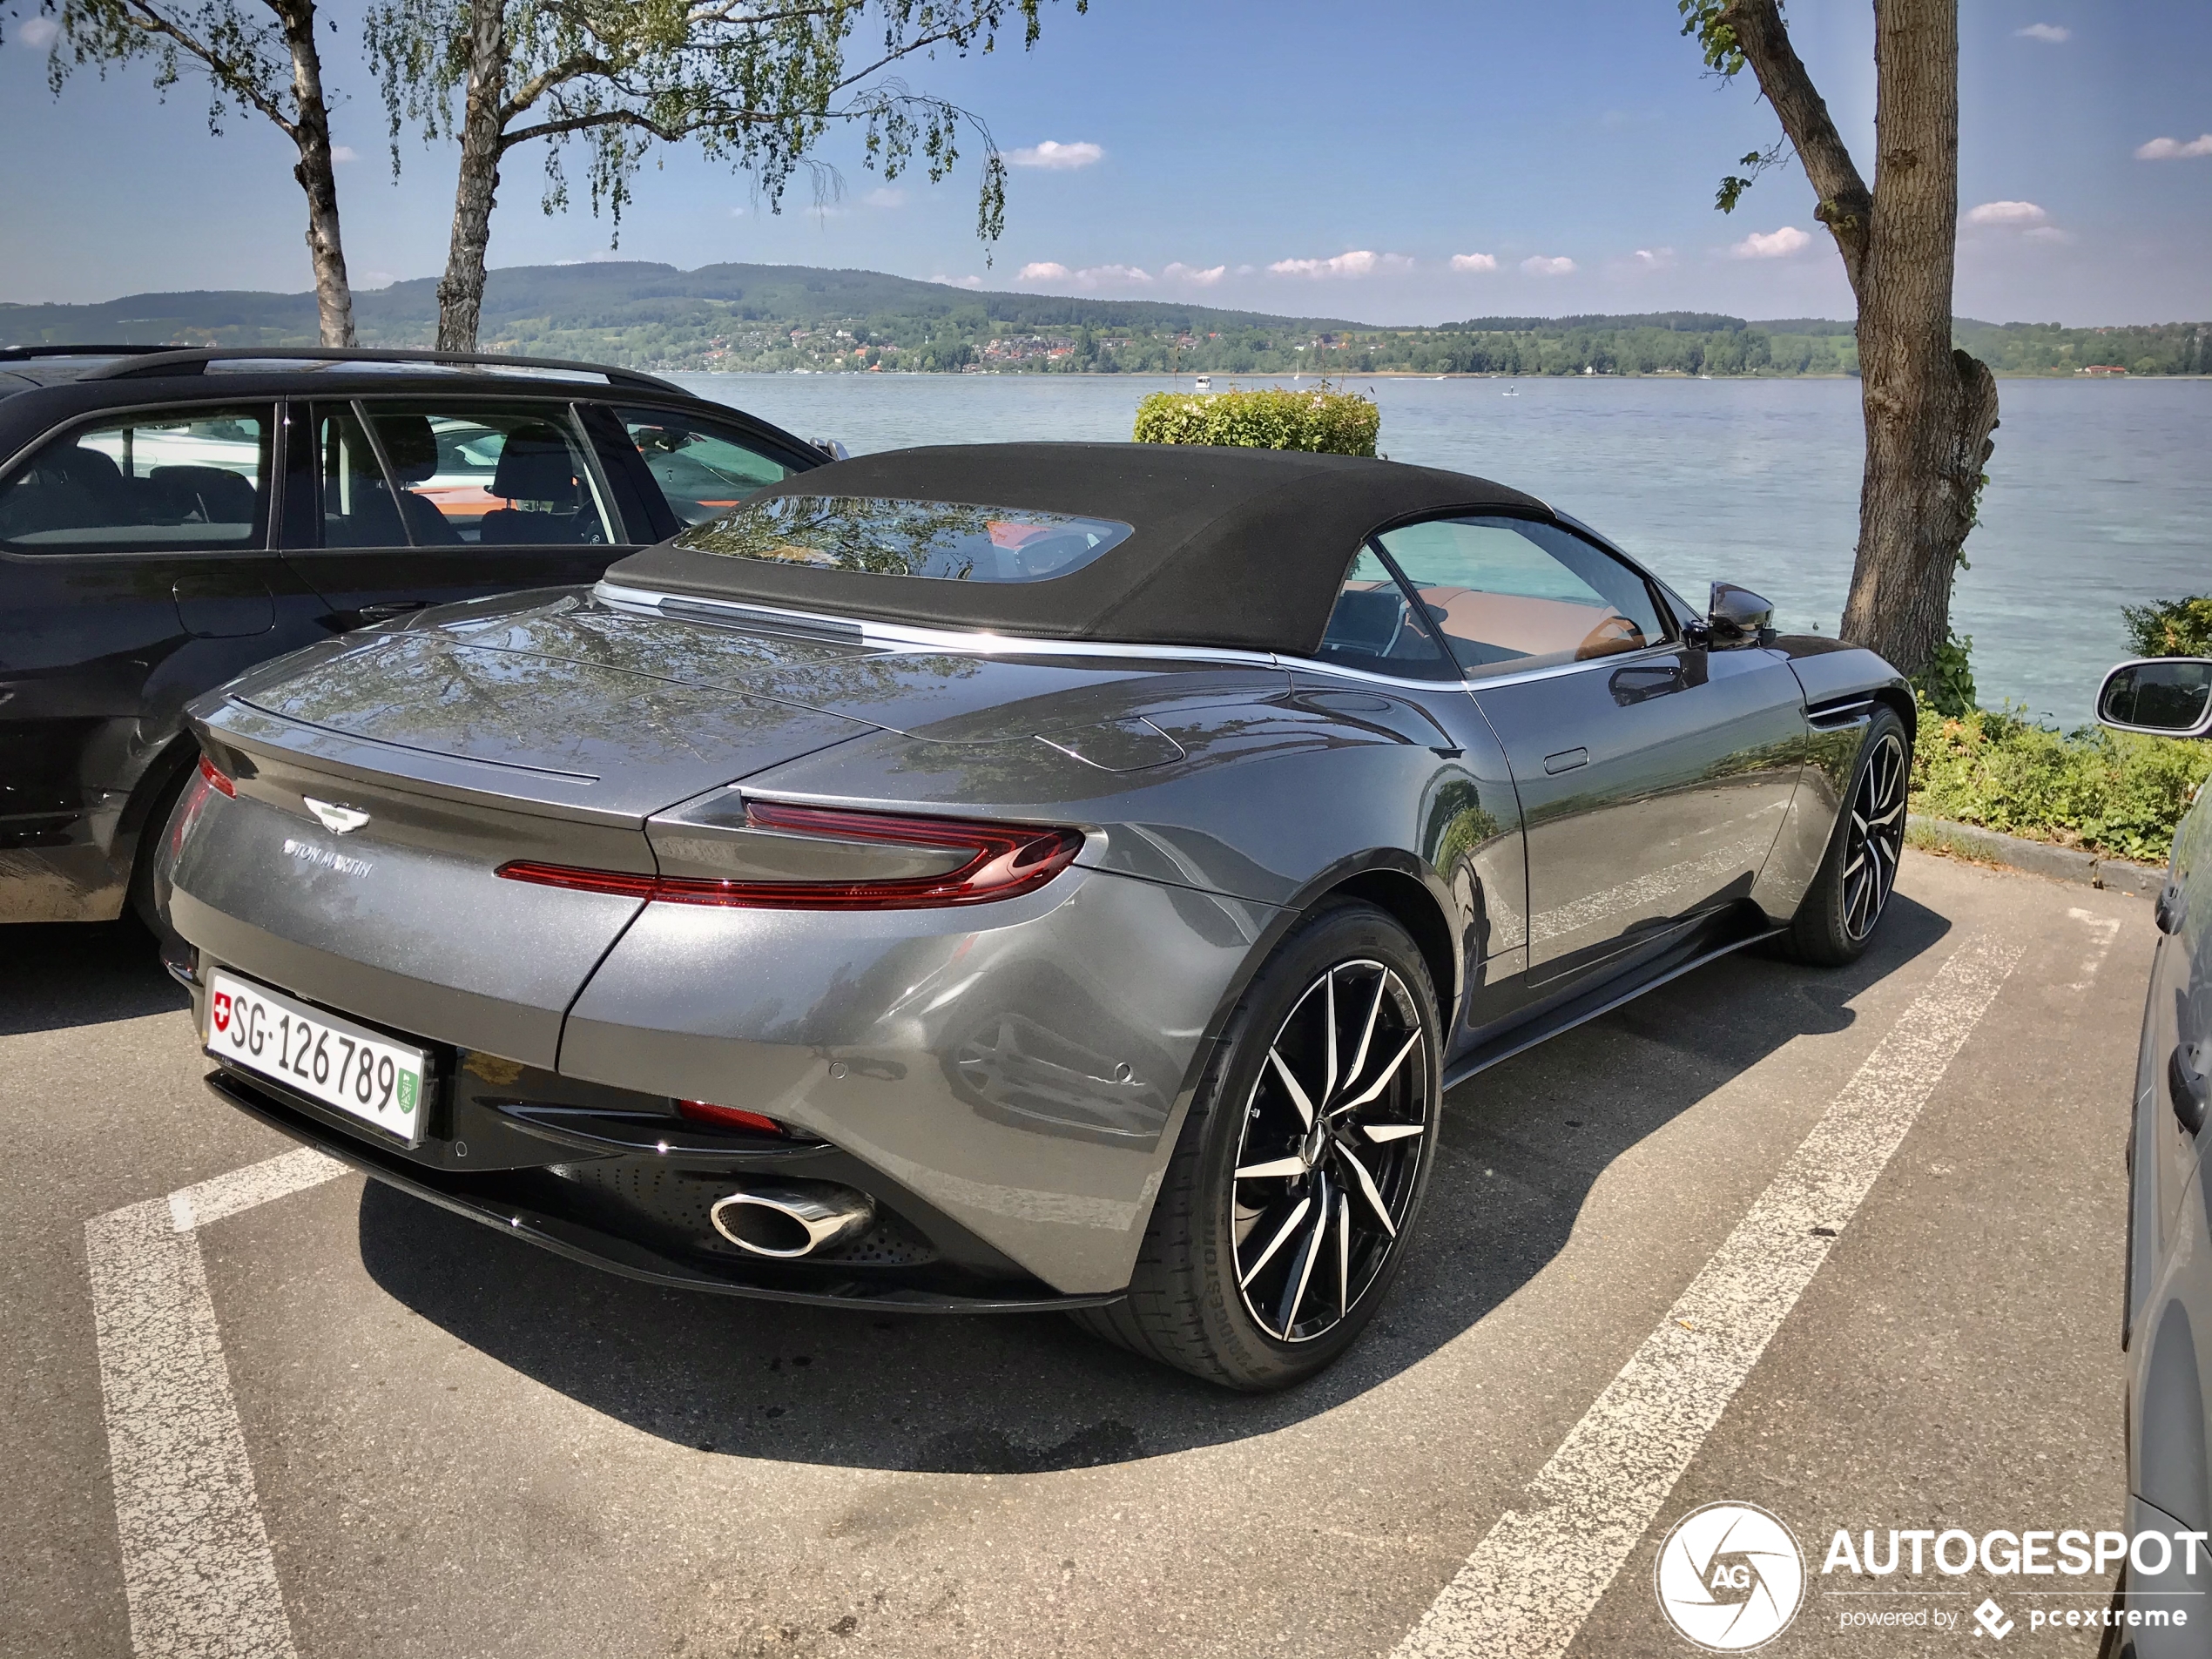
[3,262,2203,378]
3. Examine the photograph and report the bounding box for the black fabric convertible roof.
[604,442,1547,654]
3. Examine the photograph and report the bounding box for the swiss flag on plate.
[212,991,232,1033]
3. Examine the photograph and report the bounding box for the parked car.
[2099,656,2212,1652]
[160,442,1912,1389]
[0,344,824,932]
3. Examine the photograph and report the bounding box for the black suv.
[0,345,826,929]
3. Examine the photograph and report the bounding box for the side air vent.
[1805,695,1876,730]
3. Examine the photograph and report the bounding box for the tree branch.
[1718,0,1872,297]
[502,105,691,148]
[118,0,299,137]
[499,51,622,125]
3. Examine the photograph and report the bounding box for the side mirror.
[1696,582,1777,648]
[2097,658,2212,737]
[813,437,851,462]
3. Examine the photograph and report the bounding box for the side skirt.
[1442,914,1786,1092]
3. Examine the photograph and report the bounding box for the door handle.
[330,600,432,631]
[1543,747,1588,775]
[2172,1042,2209,1136]
[2155,884,2186,934]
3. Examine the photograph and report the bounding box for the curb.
[1905,813,2166,898]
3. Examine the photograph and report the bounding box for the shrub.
[1132,387,1380,456]
[2121,595,2212,658]
[1910,697,2212,865]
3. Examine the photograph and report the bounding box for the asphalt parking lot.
[3,852,2155,1658]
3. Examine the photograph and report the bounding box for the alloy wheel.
[1230,960,1432,1343]
[1843,731,1907,941]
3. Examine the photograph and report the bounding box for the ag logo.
[1654,1501,1805,1651]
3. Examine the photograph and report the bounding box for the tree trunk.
[270,0,356,347]
[1722,0,1999,683]
[435,0,509,352]
[1838,0,1999,677]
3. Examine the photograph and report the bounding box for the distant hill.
[3,262,2202,377]
[0,261,1367,349]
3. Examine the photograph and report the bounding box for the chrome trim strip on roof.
[593,579,1703,694]
[591,580,1286,669]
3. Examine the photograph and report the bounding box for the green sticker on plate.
[398,1071,418,1114]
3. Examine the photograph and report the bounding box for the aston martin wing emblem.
[303,797,371,836]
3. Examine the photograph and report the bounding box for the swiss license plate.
[206,968,430,1146]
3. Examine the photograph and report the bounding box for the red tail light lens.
[197,753,237,799]
[496,801,1082,911]
[677,1100,786,1136]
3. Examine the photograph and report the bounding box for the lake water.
[669,372,2212,726]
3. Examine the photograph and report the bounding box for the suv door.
[1374,515,1806,984]
[278,399,628,631]
[0,400,315,920]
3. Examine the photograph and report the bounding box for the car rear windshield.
[671,495,1133,583]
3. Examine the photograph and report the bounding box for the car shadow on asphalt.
[0,920,185,1036]
[356,894,1952,1474]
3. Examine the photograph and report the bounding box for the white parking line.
[1393,930,2024,1659]
[85,1149,346,1659]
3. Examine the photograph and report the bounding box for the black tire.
[1784,707,1911,967]
[125,762,192,942]
[1073,900,1441,1390]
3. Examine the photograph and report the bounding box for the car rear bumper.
[206,1067,1120,1313]
[177,851,1282,1295]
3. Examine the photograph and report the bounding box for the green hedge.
[1132,388,1380,455]
[1911,698,2212,866]
[2122,595,2212,658]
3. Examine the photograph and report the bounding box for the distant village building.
[2079,364,2128,376]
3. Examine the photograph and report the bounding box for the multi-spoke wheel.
[1840,728,1906,942]
[1073,901,1440,1389]
[1231,960,1430,1343]
[1784,707,1912,966]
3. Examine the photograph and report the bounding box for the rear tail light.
[678,1100,786,1136]
[497,800,1082,910]
[198,753,237,799]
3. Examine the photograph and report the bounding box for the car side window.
[1373,516,1669,678]
[329,403,614,547]
[1314,548,1458,680]
[613,406,796,526]
[0,406,272,553]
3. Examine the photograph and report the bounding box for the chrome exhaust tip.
[710,1184,876,1259]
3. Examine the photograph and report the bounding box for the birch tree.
[365,0,1084,351]
[20,0,361,344]
[1682,0,1999,697]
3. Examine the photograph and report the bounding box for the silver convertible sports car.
[163,443,1912,1389]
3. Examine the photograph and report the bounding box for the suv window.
[0,406,272,552]
[1314,548,1458,680]
[336,402,612,546]
[614,406,796,526]
[1374,516,1669,678]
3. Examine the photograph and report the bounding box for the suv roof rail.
[78,344,690,397]
[0,344,181,361]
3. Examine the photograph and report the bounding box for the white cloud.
[2136,134,2212,160]
[1728,226,1811,259]
[329,145,359,163]
[1233,263,1255,275]
[862,187,905,208]
[1006,140,1103,171]
[1630,246,1675,268]
[355,271,399,290]
[2014,22,2070,42]
[15,14,59,45]
[1966,199,2049,226]
[1269,249,1414,279]
[929,273,985,289]
[2024,225,2075,244]
[728,206,745,219]
[1449,253,1499,273]
[1520,254,1577,275]
[1015,260,1154,289]
[1162,262,1226,286]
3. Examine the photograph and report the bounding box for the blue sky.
[3,0,2208,323]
